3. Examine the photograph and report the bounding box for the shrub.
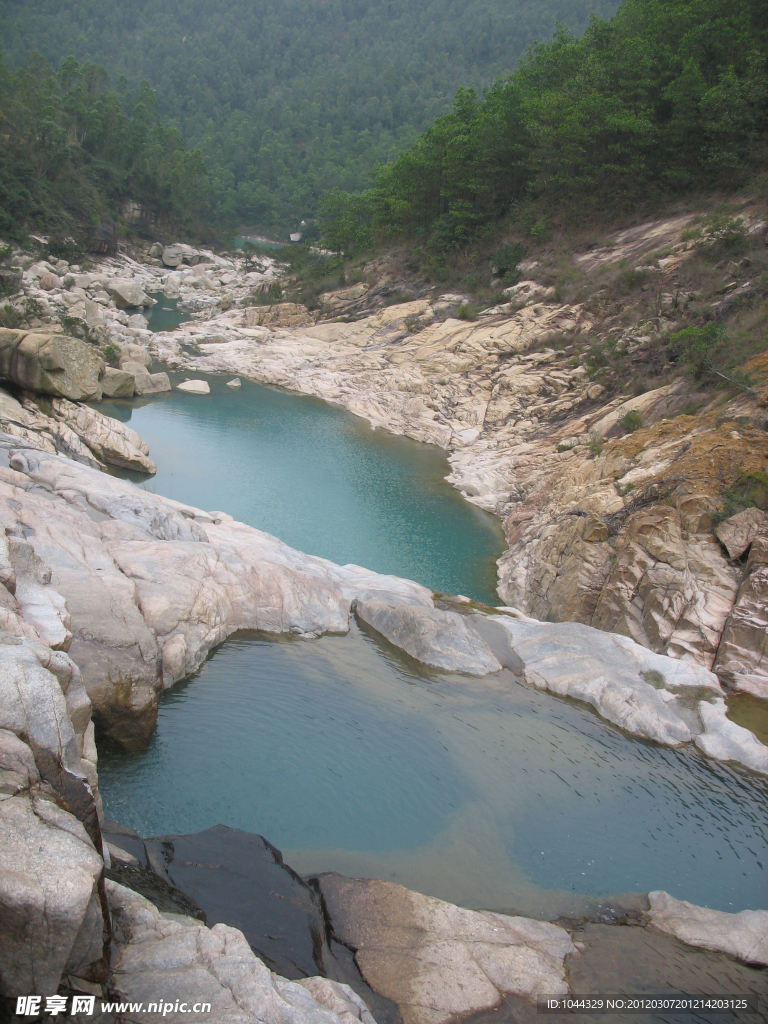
[621,410,644,433]
[102,343,121,367]
[0,304,23,329]
[456,304,477,321]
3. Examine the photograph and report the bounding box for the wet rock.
[142,826,329,980]
[355,599,501,675]
[177,379,211,394]
[107,881,373,1024]
[647,891,768,966]
[492,616,720,748]
[318,875,574,1024]
[0,330,104,401]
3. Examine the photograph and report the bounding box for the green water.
[144,294,191,333]
[103,373,505,604]
[99,623,768,914]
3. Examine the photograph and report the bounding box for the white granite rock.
[492,616,721,748]
[107,881,374,1024]
[648,891,768,966]
[355,599,501,675]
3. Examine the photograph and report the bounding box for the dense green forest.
[321,0,768,254]
[0,53,213,243]
[0,0,620,234]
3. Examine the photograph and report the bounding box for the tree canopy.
[0,53,213,242]
[0,0,620,234]
[320,0,768,253]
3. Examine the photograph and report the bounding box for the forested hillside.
[0,0,619,233]
[321,0,768,254]
[0,55,213,244]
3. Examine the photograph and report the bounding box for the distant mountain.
[0,0,620,233]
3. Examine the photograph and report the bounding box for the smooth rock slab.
[107,881,375,1024]
[355,600,501,676]
[177,379,211,394]
[492,616,721,747]
[647,891,768,966]
[694,698,768,774]
[318,875,573,1024]
[142,825,329,980]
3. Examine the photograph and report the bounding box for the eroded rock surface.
[108,880,375,1024]
[647,891,768,966]
[0,636,106,996]
[355,599,501,675]
[318,875,574,1024]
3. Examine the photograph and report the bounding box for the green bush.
[621,410,644,433]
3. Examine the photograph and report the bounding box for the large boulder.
[106,279,152,309]
[0,329,104,401]
[121,362,171,395]
[101,367,136,399]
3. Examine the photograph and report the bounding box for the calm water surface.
[104,373,504,604]
[100,307,766,919]
[99,624,767,915]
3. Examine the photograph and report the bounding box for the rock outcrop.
[0,330,104,401]
[0,636,106,996]
[108,880,378,1024]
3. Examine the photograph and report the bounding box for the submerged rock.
[647,891,768,966]
[140,826,329,980]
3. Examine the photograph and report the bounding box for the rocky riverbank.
[0,223,767,1014]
